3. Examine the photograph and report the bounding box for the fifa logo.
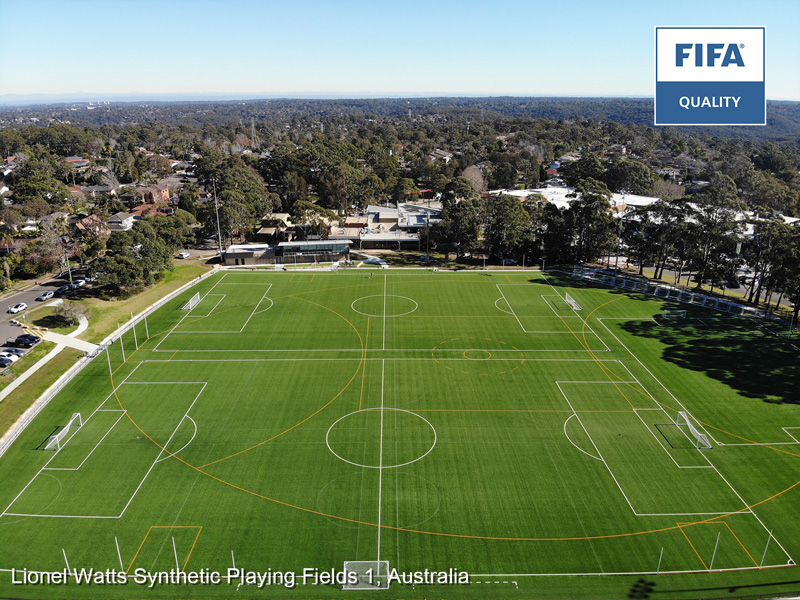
[675,43,745,67]
[655,27,765,126]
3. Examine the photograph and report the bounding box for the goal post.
[44,413,83,452]
[182,292,201,311]
[564,292,583,311]
[676,411,712,449]
[342,561,390,590]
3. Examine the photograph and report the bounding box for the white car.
[177,251,191,259]
[7,303,27,314]
[0,352,20,363]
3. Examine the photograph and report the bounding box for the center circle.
[326,408,437,469]
[351,295,418,317]
[463,349,492,360]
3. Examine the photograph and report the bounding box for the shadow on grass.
[534,272,799,404]
[620,316,799,404]
[31,314,71,331]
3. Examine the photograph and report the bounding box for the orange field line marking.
[678,523,710,570]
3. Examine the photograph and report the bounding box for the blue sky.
[1,0,798,100]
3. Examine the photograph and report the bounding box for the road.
[0,272,82,345]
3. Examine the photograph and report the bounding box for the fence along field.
[0,270,797,600]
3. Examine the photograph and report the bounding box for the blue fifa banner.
[655,27,765,126]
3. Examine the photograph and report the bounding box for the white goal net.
[182,292,201,311]
[564,292,582,311]
[44,413,82,452]
[342,561,390,590]
[676,411,712,449]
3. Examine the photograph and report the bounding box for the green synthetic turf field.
[1,270,799,600]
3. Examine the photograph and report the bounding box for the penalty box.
[557,382,745,516]
[3,381,205,519]
[173,281,273,334]
[496,284,609,351]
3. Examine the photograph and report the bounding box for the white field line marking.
[62,548,70,572]
[4,379,207,521]
[172,536,180,572]
[377,359,385,563]
[495,284,526,332]
[382,275,387,351]
[115,536,124,572]
[555,381,637,515]
[171,284,273,335]
[156,416,197,463]
[596,316,794,562]
[115,383,207,520]
[556,381,740,517]
[540,292,611,352]
[467,563,797,577]
[186,294,226,318]
[631,409,712,470]
[563,414,602,461]
[43,411,127,471]
[0,364,142,519]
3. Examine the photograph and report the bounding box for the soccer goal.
[564,292,583,311]
[342,561,390,590]
[182,292,201,311]
[44,413,83,452]
[676,411,712,449]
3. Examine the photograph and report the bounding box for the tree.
[437,197,482,258]
[560,154,605,187]
[486,195,534,261]
[54,301,91,325]
[605,159,658,195]
[566,178,615,263]
[689,174,745,290]
[22,197,51,219]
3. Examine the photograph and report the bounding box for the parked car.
[6,334,41,348]
[56,285,71,295]
[3,348,25,357]
[7,303,27,314]
[74,279,87,287]
[0,357,12,369]
[36,291,55,301]
[177,251,191,259]
[0,352,20,363]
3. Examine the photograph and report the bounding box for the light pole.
[212,179,223,260]
[541,258,545,272]
[614,211,625,271]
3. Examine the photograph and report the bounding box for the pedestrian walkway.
[0,315,90,404]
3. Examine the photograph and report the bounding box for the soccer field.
[1,270,799,599]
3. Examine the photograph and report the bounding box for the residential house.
[74,214,108,235]
[108,211,135,232]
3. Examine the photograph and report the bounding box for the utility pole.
[212,179,224,260]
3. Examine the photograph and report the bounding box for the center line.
[377,358,385,563]
[382,275,387,350]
